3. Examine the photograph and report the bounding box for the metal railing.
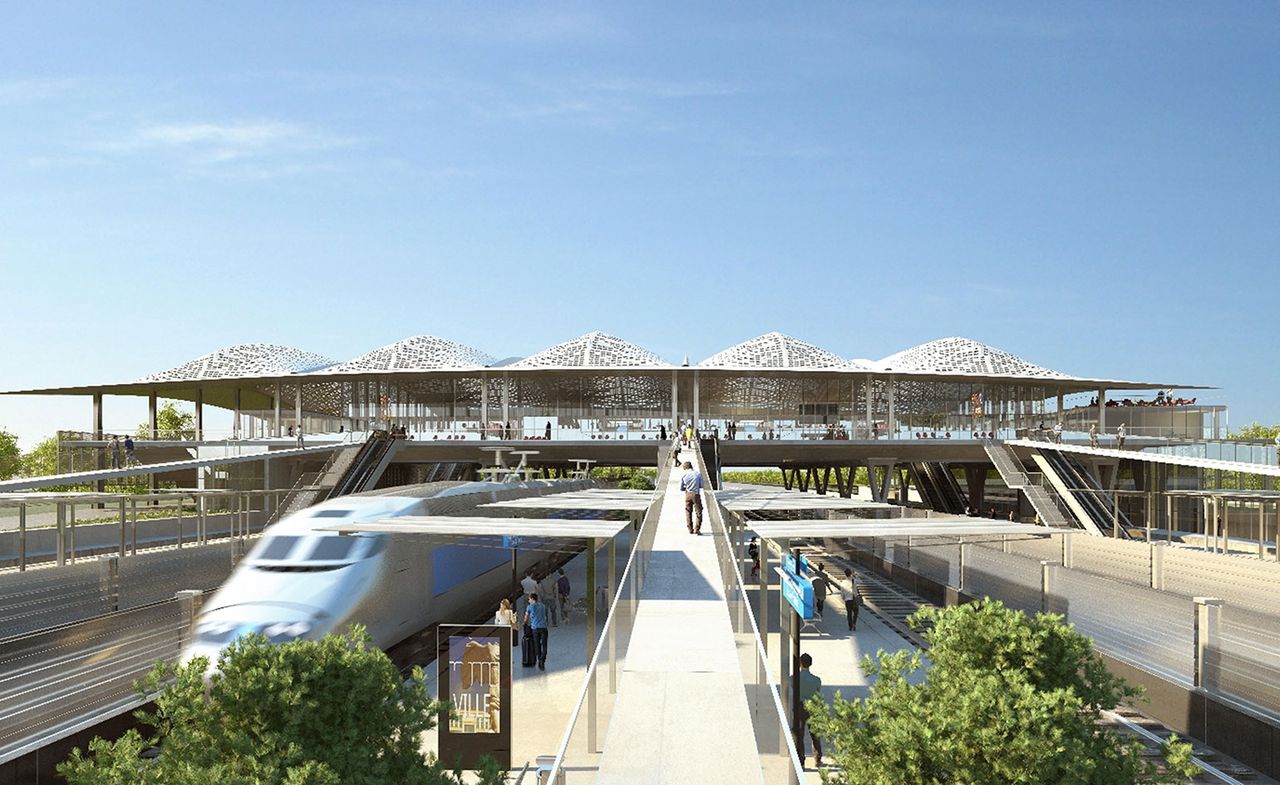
[706,492,807,783]
[0,489,281,570]
[839,532,1280,726]
[543,462,670,784]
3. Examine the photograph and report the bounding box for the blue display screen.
[432,537,513,597]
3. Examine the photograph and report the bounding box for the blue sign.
[502,535,521,549]
[776,567,815,618]
[783,554,810,577]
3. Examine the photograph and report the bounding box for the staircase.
[983,441,1076,530]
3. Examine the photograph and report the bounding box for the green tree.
[1228,422,1279,441]
[21,435,59,477]
[807,599,1196,785]
[137,401,197,440]
[0,429,21,480]
[59,628,504,785]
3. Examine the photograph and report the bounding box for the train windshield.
[258,536,301,560]
[309,537,358,561]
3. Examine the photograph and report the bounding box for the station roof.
[747,517,1054,539]
[508,332,667,369]
[0,331,1210,399]
[715,488,899,512]
[700,332,851,370]
[323,336,495,373]
[482,489,656,511]
[321,515,630,539]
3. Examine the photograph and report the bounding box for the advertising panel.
[437,623,511,769]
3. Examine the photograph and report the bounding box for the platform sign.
[783,553,810,577]
[775,567,814,619]
[437,623,511,770]
[502,535,521,549]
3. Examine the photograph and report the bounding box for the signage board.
[437,623,511,769]
[502,535,521,549]
[783,554,810,577]
[775,567,814,619]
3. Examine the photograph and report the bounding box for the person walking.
[842,568,861,631]
[796,653,823,769]
[748,537,760,578]
[659,424,667,442]
[295,426,304,448]
[123,435,137,466]
[1053,421,1064,443]
[495,597,519,652]
[1089,423,1099,449]
[680,460,704,534]
[1116,423,1126,449]
[524,593,550,671]
[109,436,122,469]
[556,568,571,624]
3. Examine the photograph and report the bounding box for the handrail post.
[100,555,120,612]
[1193,597,1223,692]
[18,502,27,572]
[118,498,127,556]
[608,536,617,694]
[56,502,66,567]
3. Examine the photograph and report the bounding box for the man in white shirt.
[520,570,538,598]
[841,568,861,631]
[679,461,704,535]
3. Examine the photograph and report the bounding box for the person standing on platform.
[659,424,667,442]
[520,569,538,599]
[556,568,571,624]
[842,568,860,631]
[1053,421,1064,443]
[525,593,550,671]
[296,426,304,448]
[1116,423,1126,449]
[123,435,137,466]
[680,461,704,534]
[545,421,552,440]
[495,597,519,652]
[748,537,760,578]
[810,568,828,616]
[796,653,823,769]
[109,436,122,469]
[540,571,559,628]
[1089,423,1099,449]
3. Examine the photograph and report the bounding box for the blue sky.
[1,3,1277,447]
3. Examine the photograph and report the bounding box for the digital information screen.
[437,623,511,769]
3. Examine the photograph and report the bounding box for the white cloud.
[93,120,359,166]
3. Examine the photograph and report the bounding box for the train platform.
[591,464,764,785]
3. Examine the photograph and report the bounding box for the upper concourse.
[1,331,1218,443]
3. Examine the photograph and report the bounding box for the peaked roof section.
[700,332,851,369]
[325,336,495,373]
[876,337,1071,378]
[509,332,666,368]
[142,344,335,383]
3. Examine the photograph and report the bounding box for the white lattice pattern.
[876,337,1070,378]
[325,336,495,372]
[700,332,850,369]
[510,332,666,368]
[142,344,335,382]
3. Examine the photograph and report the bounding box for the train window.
[309,537,357,561]
[258,536,300,560]
[311,509,353,518]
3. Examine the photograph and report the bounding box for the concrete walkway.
[594,466,765,785]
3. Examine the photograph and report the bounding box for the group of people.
[106,435,139,468]
[495,568,571,671]
[1091,391,1196,408]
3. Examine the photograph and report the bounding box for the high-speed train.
[181,480,582,666]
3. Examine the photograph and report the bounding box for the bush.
[807,599,1196,784]
[60,628,504,785]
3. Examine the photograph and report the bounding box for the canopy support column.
[273,383,282,438]
[148,390,158,440]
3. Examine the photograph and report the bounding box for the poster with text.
[448,635,501,734]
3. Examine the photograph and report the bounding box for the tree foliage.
[137,401,197,440]
[20,435,59,477]
[59,628,504,785]
[1228,422,1279,441]
[0,429,21,480]
[807,599,1197,785]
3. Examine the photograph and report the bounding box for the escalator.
[325,431,399,499]
[1038,449,1133,539]
[910,462,968,515]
